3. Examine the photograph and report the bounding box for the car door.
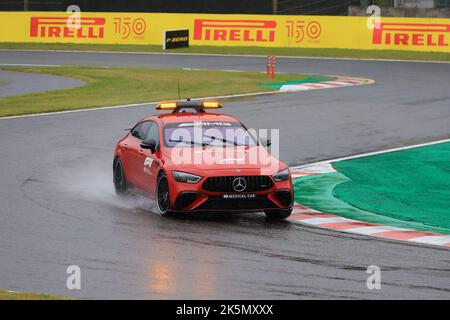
[119,122,141,188]
[127,121,151,191]
[137,121,162,196]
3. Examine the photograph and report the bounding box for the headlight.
[272,168,290,182]
[172,171,202,184]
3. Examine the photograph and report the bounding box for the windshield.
[164,121,257,147]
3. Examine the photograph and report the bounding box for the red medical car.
[113,100,293,220]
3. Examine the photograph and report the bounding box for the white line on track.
[182,67,246,73]
[1,48,449,64]
[0,90,278,120]
[291,138,450,167]
[0,63,63,67]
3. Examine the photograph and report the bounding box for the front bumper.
[168,174,293,212]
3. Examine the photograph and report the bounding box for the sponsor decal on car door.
[138,122,161,195]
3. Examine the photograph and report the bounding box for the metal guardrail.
[437,0,450,7]
[278,0,360,15]
[0,0,361,14]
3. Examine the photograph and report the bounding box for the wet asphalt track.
[0,50,449,299]
[0,70,84,97]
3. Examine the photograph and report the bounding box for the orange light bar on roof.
[156,102,177,110]
[202,101,222,109]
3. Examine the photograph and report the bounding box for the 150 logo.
[285,20,322,44]
[113,17,147,39]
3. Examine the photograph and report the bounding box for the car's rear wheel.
[156,172,171,216]
[264,209,292,221]
[113,158,127,195]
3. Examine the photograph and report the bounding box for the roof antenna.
[177,81,181,101]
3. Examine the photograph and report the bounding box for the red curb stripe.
[319,221,376,230]
[324,82,345,87]
[337,80,360,84]
[374,230,441,240]
[289,213,332,220]
[290,171,315,176]
[301,84,327,88]
[289,202,450,248]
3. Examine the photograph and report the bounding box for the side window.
[138,121,152,140]
[146,122,160,149]
[131,123,142,139]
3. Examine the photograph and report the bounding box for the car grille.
[197,196,277,211]
[202,176,273,192]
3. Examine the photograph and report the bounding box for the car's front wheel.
[113,158,127,195]
[264,209,292,221]
[156,172,171,216]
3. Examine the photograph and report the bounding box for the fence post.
[271,56,276,79]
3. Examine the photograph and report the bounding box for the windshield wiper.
[202,134,245,146]
[169,139,210,147]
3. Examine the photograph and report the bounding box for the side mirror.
[140,139,157,153]
[260,137,271,147]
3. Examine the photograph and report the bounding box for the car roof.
[144,112,240,125]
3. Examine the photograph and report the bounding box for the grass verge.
[0,42,449,62]
[0,289,68,300]
[0,66,323,117]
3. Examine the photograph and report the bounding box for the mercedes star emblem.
[232,177,247,192]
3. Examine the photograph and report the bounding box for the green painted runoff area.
[260,75,336,90]
[294,142,450,235]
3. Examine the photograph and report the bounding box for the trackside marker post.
[272,56,276,79]
[266,55,276,79]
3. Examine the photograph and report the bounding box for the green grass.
[1,42,449,62]
[0,289,68,300]
[0,65,315,117]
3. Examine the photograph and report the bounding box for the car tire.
[156,172,171,216]
[264,208,292,221]
[113,158,128,195]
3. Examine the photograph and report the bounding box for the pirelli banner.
[0,12,449,52]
